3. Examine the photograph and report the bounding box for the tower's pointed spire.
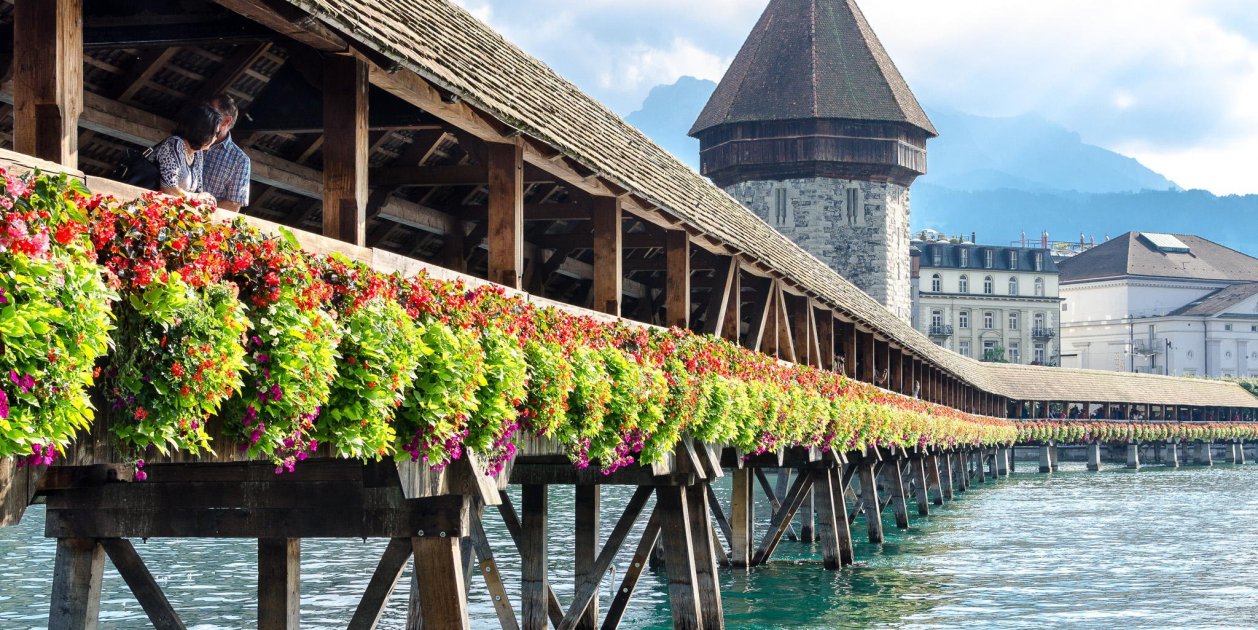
[690,0,935,137]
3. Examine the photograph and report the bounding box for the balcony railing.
[1032,327,1057,339]
[928,325,954,338]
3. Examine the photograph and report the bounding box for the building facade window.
[1034,252,1043,271]
[983,339,997,356]
[984,276,994,294]
[1009,311,1019,330]
[931,273,942,292]
[984,250,993,269]
[773,187,790,226]
[959,340,971,357]
[1008,277,1018,295]
[1034,343,1046,364]
[1034,277,1045,297]
[959,311,970,329]
[960,248,969,267]
[932,246,942,266]
[1225,324,1233,331]
[1034,312,1045,330]
[931,309,943,328]
[1008,342,1021,363]
[983,311,995,329]
[1008,250,1017,269]
[959,275,969,293]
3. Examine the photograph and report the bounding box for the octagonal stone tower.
[690,0,936,323]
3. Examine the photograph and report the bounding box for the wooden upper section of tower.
[690,0,937,187]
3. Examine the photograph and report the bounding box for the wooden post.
[1039,444,1053,473]
[593,197,623,316]
[940,454,955,501]
[884,458,910,529]
[520,484,548,630]
[322,55,369,245]
[911,455,930,516]
[686,484,725,629]
[842,320,858,378]
[1166,439,1180,468]
[1236,440,1246,465]
[100,539,186,630]
[258,538,300,630]
[1196,441,1213,466]
[48,538,104,630]
[1049,442,1060,472]
[348,538,413,630]
[975,450,987,483]
[857,461,883,544]
[13,0,83,167]
[488,140,525,288]
[666,230,690,328]
[1126,443,1141,470]
[927,453,944,505]
[729,467,753,568]
[656,486,702,629]
[996,447,1010,477]
[574,485,600,629]
[815,309,835,371]
[859,331,875,384]
[1087,442,1102,472]
[412,535,471,629]
[987,449,998,480]
[812,466,847,569]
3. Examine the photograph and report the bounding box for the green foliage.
[105,275,248,454]
[522,340,574,436]
[396,321,486,468]
[982,345,1009,363]
[321,297,422,459]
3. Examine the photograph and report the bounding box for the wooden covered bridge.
[2,0,1257,628]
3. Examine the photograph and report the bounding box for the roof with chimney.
[689,0,936,136]
[1058,232,1258,283]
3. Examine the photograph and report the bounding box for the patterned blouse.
[152,136,205,193]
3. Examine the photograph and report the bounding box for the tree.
[982,344,1009,363]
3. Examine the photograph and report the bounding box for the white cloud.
[453,0,1258,194]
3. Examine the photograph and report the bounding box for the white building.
[912,239,1062,365]
[1059,232,1258,377]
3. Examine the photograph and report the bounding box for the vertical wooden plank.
[911,457,930,516]
[593,197,623,315]
[488,140,525,288]
[812,466,842,569]
[720,263,742,342]
[859,331,875,384]
[815,309,835,371]
[101,538,186,630]
[729,467,753,568]
[521,484,549,630]
[666,230,690,328]
[574,485,600,630]
[832,467,855,565]
[857,462,883,543]
[322,54,368,245]
[48,538,104,630]
[885,458,910,529]
[412,536,471,630]
[13,0,83,167]
[791,295,811,365]
[686,484,725,629]
[655,486,701,629]
[258,538,299,630]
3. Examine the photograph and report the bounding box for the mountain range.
[626,77,1258,254]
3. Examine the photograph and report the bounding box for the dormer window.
[932,246,942,266]
[959,248,969,267]
[1008,250,1017,269]
[1034,252,1043,271]
[984,250,993,269]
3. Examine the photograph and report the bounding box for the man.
[203,93,251,211]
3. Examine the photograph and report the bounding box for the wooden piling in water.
[1165,440,1180,468]
[1039,444,1053,473]
[911,455,930,516]
[857,459,884,544]
[996,447,1010,477]
[883,453,910,530]
[1232,441,1246,465]
[1126,443,1141,470]
[1087,442,1102,472]
[1195,441,1214,466]
[928,453,945,505]
[941,453,955,501]
[729,467,754,569]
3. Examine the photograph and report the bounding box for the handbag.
[111,145,161,190]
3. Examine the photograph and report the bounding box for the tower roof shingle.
[690,0,936,136]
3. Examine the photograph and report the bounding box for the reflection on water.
[3,463,1258,628]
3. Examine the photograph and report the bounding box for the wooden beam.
[48,538,104,630]
[487,140,525,288]
[722,265,743,343]
[520,484,549,629]
[573,486,600,629]
[592,196,622,315]
[411,535,471,629]
[113,47,181,103]
[601,509,662,629]
[321,54,368,245]
[183,42,273,115]
[666,230,690,329]
[347,538,412,630]
[258,538,300,630]
[212,0,347,52]
[815,308,835,372]
[656,486,702,627]
[101,539,187,630]
[13,0,83,167]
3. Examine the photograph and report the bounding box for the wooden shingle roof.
[689,0,936,136]
[240,0,1256,409]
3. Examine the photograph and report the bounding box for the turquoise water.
[3,462,1258,628]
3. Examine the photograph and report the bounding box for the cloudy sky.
[453,0,1258,196]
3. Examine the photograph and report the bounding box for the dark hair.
[208,93,239,124]
[174,104,223,150]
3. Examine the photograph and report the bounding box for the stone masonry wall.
[727,178,913,323]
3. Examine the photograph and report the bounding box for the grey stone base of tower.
[727,178,912,323]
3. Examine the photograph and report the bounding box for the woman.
[152,104,221,204]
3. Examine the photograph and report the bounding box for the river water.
[3,461,1258,629]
